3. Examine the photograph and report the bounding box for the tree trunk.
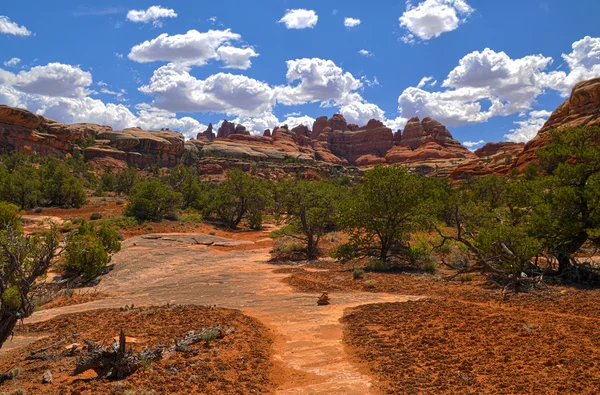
[557,252,572,274]
[0,312,18,349]
[307,236,316,260]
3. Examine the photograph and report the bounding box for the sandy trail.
[26,234,422,394]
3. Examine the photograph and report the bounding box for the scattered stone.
[317,292,330,306]
[42,370,53,384]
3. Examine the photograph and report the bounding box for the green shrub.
[352,268,364,280]
[125,180,183,222]
[0,201,21,229]
[1,286,23,309]
[367,258,389,272]
[423,261,437,274]
[90,212,102,220]
[64,234,110,279]
[461,274,474,282]
[273,237,304,254]
[181,213,203,223]
[364,280,376,289]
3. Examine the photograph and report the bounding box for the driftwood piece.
[73,326,231,379]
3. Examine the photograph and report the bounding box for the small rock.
[317,292,330,306]
[167,367,179,375]
[42,370,53,384]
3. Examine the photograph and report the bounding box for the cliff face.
[0,104,477,174]
[512,77,600,170]
[0,104,184,168]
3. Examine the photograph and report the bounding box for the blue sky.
[2,1,600,149]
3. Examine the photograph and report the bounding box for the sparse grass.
[181,213,203,223]
[423,261,437,274]
[461,274,474,282]
[352,268,364,280]
[274,237,304,254]
[364,280,376,289]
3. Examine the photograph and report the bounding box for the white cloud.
[0,75,204,139]
[396,48,561,127]
[504,110,551,143]
[139,63,275,116]
[3,57,20,67]
[126,6,177,27]
[399,0,473,43]
[278,9,318,29]
[417,76,437,88]
[216,46,259,70]
[361,75,380,88]
[462,139,485,150]
[344,17,361,28]
[339,101,386,126]
[358,49,373,57]
[128,29,243,66]
[3,63,93,98]
[276,58,362,106]
[545,36,600,95]
[0,16,32,36]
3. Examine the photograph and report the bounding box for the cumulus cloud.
[504,110,551,143]
[0,16,32,36]
[276,58,363,106]
[344,17,361,28]
[139,63,275,116]
[2,63,93,98]
[278,9,318,29]
[545,36,600,95]
[358,49,373,57]
[339,101,386,126]
[128,29,246,67]
[399,0,473,44]
[0,63,208,139]
[396,38,600,133]
[126,6,177,27]
[3,57,20,67]
[216,46,259,70]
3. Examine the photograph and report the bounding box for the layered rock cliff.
[0,104,478,175]
[513,77,600,170]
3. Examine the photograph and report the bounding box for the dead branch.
[73,326,233,379]
[28,333,80,358]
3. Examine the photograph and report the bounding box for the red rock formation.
[197,123,215,141]
[263,129,271,137]
[312,116,329,139]
[217,120,236,139]
[385,117,475,164]
[513,77,600,170]
[474,142,524,158]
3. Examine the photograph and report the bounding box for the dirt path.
[25,234,422,394]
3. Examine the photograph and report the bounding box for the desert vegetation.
[1,126,600,393]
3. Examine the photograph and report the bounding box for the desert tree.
[433,175,544,291]
[337,165,435,263]
[206,168,272,229]
[0,224,61,349]
[125,179,183,222]
[275,179,340,260]
[531,126,600,274]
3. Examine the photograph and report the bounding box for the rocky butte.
[2,77,599,177]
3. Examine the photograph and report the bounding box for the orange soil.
[38,293,110,310]
[0,306,275,395]
[284,265,600,393]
